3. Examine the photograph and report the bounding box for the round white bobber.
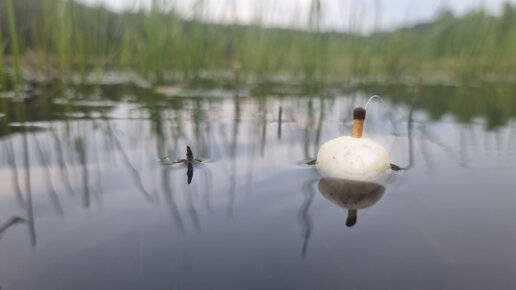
[316,107,391,182]
[316,136,390,181]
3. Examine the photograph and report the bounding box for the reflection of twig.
[0,217,27,237]
[5,139,25,207]
[185,184,201,230]
[104,121,154,202]
[22,130,36,246]
[298,178,318,258]
[202,165,213,210]
[155,113,186,231]
[419,126,455,154]
[33,133,64,215]
[161,167,185,232]
[187,162,193,184]
[245,103,261,192]
[245,141,256,192]
[227,96,240,217]
[91,125,104,199]
[74,137,90,208]
[51,127,75,196]
[260,107,267,157]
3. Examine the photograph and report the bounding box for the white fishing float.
[316,106,391,182]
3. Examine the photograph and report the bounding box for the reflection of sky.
[2,88,516,289]
[78,0,516,32]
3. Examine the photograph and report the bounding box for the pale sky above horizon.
[78,0,516,33]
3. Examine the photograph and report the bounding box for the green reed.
[5,0,21,87]
[0,24,6,90]
[2,0,516,84]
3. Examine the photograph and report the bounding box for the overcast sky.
[78,0,516,33]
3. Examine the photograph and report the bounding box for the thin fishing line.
[364,95,385,110]
[364,94,398,134]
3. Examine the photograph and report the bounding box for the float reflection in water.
[318,178,385,227]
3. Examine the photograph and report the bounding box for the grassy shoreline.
[1,0,516,85]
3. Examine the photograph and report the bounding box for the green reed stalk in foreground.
[3,0,516,82]
[0,26,6,90]
[6,0,21,87]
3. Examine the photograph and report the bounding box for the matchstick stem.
[352,120,364,138]
[352,107,366,138]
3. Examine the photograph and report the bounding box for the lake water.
[1,80,516,289]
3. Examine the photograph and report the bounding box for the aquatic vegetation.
[5,0,21,87]
[1,0,516,84]
[0,78,515,288]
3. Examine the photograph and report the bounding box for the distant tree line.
[1,0,515,82]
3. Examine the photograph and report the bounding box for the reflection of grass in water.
[2,80,516,240]
[0,216,27,237]
[361,82,516,130]
[2,78,516,139]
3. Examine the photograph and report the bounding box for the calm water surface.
[1,81,516,289]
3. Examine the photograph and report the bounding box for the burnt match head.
[353,107,366,120]
[346,216,357,227]
[346,209,358,227]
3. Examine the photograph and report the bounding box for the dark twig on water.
[278,106,282,140]
[186,146,194,184]
[187,162,193,184]
[400,76,422,171]
[186,145,194,162]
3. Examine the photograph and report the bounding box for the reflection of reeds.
[74,136,90,208]
[34,133,64,215]
[5,139,25,207]
[161,167,185,232]
[2,79,516,244]
[227,95,240,216]
[0,216,27,237]
[22,128,36,246]
[298,178,318,258]
[91,125,104,198]
[51,128,76,196]
[201,164,213,210]
[259,103,267,157]
[104,120,154,202]
[184,182,201,230]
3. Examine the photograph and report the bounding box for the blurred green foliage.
[0,0,515,82]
